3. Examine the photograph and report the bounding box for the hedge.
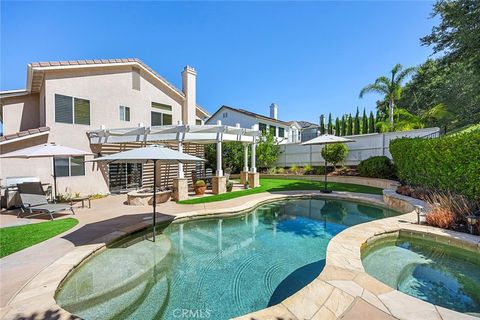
[357,156,395,179]
[390,129,480,200]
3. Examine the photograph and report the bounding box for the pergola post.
[248,127,260,188]
[240,143,249,184]
[212,120,226,194]
[172,121,188,201]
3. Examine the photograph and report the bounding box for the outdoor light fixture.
[466,214,479,235]
[414,205,424,224]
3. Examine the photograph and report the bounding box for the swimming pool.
[362,233,480,316]
[56,197,399,320]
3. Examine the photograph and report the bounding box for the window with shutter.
[74,98,90,125]
[55,94,73,124]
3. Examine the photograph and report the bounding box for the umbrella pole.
[153,159,157,242]
[321,145,332,193]
[53,157,58,201]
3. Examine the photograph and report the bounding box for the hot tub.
[362,231,480,316]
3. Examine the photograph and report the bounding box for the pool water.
[56,198,398,320]
[362,235,480,315]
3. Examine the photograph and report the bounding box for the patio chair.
[17,182,46,196]
[19,193,75,220]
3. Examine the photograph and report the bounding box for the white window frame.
[53,156,86,177]
[119,106,130,121]
[54,94,91,125]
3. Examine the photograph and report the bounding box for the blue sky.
[1,1,437,124]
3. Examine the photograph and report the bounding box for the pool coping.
[1,190,479,320]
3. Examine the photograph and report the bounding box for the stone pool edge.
[234,190,480,320]
[1,190,479,320]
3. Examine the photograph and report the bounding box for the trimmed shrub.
[357,156,395,179]
[226,182,234,192]
[390,129,480,200]
[321,143,348,168]
[303,165,313,175]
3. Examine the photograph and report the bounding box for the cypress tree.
[334,117,340,136]
[341,115,347,136]
[369,111,375,133]
[354,107,360,135]
[327,113,333,134]
[362,108,368,134]
[347,114,353,136]
[320,115,325,134]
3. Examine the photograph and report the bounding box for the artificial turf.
[178,178,383,204]
[0,218,78,258]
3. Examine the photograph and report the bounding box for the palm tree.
[359,64,416,128]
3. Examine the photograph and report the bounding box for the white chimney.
[270,103,278,119]
[181,66,197,125]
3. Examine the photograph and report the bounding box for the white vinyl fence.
[276,127,440,167]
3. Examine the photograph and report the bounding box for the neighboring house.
[206,104,301,144]
[289,120,320,142]
[0,58,209,195]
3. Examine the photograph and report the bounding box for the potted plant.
[194,180,206,195]
[244,181,250,190]
[226,181,234,192]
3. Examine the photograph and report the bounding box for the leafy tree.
[362,108,368,134]
[347,114,353,136]
[375,108,424,133]
[334,117,340,136]
[327,113,333,134]
[321,143,348,169]
[369,111,375,133]
[354,107,360,135]
[398,58,480,130]
[341,115,347,136]
[320,115,325,134]
[257,131,280,169]
[204,142,244,173]
[421,0,480,69]
[360,64,416,128]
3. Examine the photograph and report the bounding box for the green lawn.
[0,218,78,258]
[178,178,383,204]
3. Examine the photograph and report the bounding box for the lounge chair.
[19,193,75,220]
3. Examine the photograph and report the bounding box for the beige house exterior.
[0,59,209,196]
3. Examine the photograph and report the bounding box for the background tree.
[421,0,480,69]
[321,143,348,169]
[354,107,360,135]
[360,64,416,128]
[334,117,340,136]
[327,113,333,134]
[362,108,368,134]
[320,115,325,134]
[256,131,280,169]
[205,142,244,173]
[341,115,347,136]
[347,114,353,135]
[369,111,375,133]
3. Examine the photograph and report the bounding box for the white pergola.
[86,121,261,178]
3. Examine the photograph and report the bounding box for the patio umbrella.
[301,135,354,193]
[90,145,205,241]
[0,143,92,199]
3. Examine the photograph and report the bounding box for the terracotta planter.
[194,186,206,195]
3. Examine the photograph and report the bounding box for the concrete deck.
[1,190,479,320]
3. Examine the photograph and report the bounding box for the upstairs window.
[55,94,90,125]
[269,125,277,136]
[278,127,285,138]
[259,123,267,133]
[196,119,202,125]
[151,102,172,126]
[119,106,131,121]
[222,112,228,118]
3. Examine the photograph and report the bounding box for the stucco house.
[0,58,211,196]
[206,104,301,144]
[290,120,320,142]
